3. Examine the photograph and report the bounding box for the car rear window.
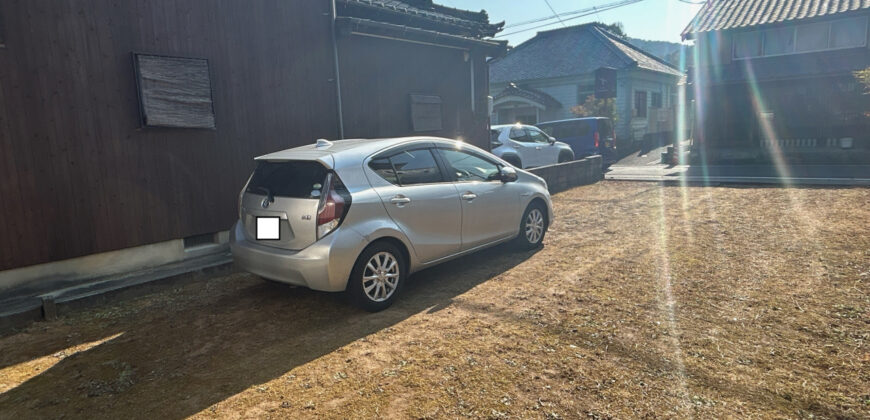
[598,119,613,137]
[246,160,328,199]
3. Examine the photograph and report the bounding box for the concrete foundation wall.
[528,155,602,193]
[0,231,229,299]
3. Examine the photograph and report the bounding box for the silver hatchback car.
[230,137,554,311]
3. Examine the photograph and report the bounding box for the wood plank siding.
[337,35,490,148]
[0,0,497,272]
[0,0,340,270]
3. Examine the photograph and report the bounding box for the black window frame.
[651,92,663,109]
[368,144,448,187]
[634,91,648,118]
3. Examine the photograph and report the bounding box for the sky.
[435,0,703,46]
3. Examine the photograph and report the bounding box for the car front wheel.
[515,202,547,249]
[348,242,406,312]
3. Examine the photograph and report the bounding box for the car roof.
[536,117,608,125]
[256,137,434,161]
[492,124,536,130]
[255,136,485,169]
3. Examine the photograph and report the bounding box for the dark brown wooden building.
[0,0,505,281]
[683,0,870,164]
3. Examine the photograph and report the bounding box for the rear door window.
[509,127,530,142]
[370,149,444,186]
[369,157,398,184]
[246,161,328,199]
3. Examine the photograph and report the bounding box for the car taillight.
[594,132,600,148]
[316,173,348,239]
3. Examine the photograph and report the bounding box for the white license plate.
[256,217,280,240]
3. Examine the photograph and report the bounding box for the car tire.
[347,241,406,312]
[515,202,547,250]
[558,152,572,163]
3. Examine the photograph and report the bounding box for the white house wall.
[490,70,680,144]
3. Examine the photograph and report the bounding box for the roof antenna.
[316,139,334,149]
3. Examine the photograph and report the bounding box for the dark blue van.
[536,117,617,167]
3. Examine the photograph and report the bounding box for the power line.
[495,0,646,38]
[503,0,637,29]
[543,0,567,28]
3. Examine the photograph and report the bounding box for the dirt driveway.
[1,182,868,419]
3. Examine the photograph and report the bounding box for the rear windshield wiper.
[250,186,274,203]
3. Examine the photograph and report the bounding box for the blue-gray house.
[489,23,683,148]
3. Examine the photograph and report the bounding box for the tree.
[592,21,626,38]
[571,95,617,122]
[854,67,870,117]
[856,67,870,93]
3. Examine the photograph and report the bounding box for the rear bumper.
[229,221,366,292]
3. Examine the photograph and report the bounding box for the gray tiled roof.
[489,23,682,85]
[339,0,503,38]
[682,0,870,38]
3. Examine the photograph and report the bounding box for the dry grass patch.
[0,182,868,419]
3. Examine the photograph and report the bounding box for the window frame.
[509,126,532,142]
[367,144,449,187]
[525,127,550,144]
[732,15,869,60]
[634,90,648,118]
[434,147,504,183]
[650,92,663,109]
[132,52,217,129]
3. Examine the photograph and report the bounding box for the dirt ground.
[0,181,868,419]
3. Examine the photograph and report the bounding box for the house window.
[830,16,868,49]
[734,16,869,59]
[634,91,647,118]
[577,84,594,104]
[410,94,443,132]
[651,92,662,109]
[133,54,216,129]
[734,31,762,58]
[795,22,828,52]
[763,26,795,55]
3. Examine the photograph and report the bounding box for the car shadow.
[0,243,538,418]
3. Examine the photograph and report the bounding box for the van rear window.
[599,119,613,137]
[539,121,590,138]
[246,161,328,199]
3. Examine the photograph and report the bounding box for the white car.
[490,124,574,169]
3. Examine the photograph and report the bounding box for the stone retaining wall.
[528,155,602,193]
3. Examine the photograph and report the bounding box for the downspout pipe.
[330,0,345,139]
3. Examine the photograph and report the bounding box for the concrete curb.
[605,174,870,186]
[0,253,234,335]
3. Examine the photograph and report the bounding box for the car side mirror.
[499,166,518,183]
[548,136,556,144]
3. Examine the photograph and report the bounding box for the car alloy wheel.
[525,208,545,244]
[362,251,399,302]
[349,241,406,312]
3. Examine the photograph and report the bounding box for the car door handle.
[390,195,411,206]
[461,192,477,201]
[535,146,542,150]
